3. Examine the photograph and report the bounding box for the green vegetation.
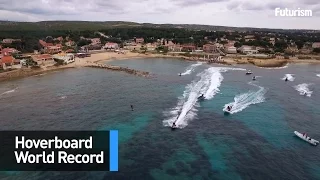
[0,21,320,55]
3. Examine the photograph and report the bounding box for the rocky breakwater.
[85,63,150,77]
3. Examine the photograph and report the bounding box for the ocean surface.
[0,58,320,180]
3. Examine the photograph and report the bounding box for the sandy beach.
[1,51,320,82]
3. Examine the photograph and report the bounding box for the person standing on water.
[131,105,134,111]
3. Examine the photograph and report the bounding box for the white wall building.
[238,45,258,54]
[105,43,119,49]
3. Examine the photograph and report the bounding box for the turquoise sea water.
[0,58,319,180]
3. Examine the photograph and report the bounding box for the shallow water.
[0,59,320,180]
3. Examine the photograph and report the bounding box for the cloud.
[174,0,228,6]
[0,10,43,21]
[0,0,83,15]
[0,0,319,29]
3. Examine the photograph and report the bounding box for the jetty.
[85,63,150,77]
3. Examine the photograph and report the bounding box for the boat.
[285,78,288,81]
[294,131,319,146]
[246,70,252,75]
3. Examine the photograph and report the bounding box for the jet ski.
[179,73,182,76]
[171,122,178,130]
[285,78,288,81]
[294,131,319,146]
[246,70,252,75]
[252,76,256,81]
[198,94,205,101]
[223,106,232,114]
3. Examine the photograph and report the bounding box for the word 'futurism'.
[275,8,312,17]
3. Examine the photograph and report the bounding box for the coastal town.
[1,27,320,80]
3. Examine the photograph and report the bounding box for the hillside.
[0,21,318,32]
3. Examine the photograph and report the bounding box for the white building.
[225,46,237,54]
[238,45,258,54]
[146,43,157,51]
[105,42,119,49]
[53,53,75,64]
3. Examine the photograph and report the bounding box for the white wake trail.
[281,74,295,81]
[180,62,203,75]
[0,88,17,97]
[317,74,320,77]
[163,67,245,128]
[294,83,313,97]
[223,82,267,114]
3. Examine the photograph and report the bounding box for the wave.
[33,73,47,77]
[180,62,203,75]
[281,74,295,81]
[163,67,246,128]
[59,96,67,100]
[294,83,313,97]
[223,82,267,114]
[0,88,17,97]
[317,74,320,77]
[258,64,289,69]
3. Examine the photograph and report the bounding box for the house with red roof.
[135,38,144,44]
[1,48,19,56]
[312,42,320,49]
[0,55,22,70]
[203,44,217,53]
[44,45,62,54]
[181,44,196,52]
[39,40,47,47]
[65,49,75,53]
[39,40,60,54]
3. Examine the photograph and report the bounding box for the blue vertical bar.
[109,130,118,171]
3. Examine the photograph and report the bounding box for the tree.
[313,48,320,53]
[295,41,304,49]
[220,40,228,45]
[234,42,242,48]
[45,36,54,43]
[77,39,91,47]
[156,46,168,53]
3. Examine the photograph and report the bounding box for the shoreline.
[1,52,320,82]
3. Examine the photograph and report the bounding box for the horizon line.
[0,20,319,31]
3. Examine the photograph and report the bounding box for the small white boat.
[294,131,319,146]
[246,70,252,75]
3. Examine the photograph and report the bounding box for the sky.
[0,0,319,30]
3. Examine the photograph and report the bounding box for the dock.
[85,63,150,77]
